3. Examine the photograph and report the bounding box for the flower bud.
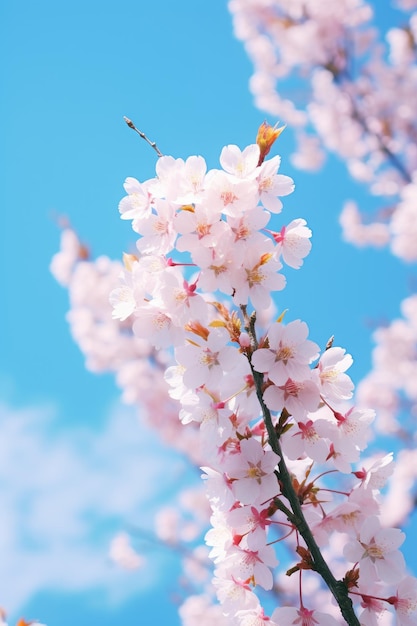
[256,121,286,164]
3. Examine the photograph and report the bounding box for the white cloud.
[0,400,190,613]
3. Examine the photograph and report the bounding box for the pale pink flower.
[315,347,354,402]
[390,180,417,261]
[175,155,207,204]
[282,417,329,463]
[224,437,279,505]
[109,532,144,570]
[118,176,153,225]
[50,228,84,286]
[153,155,187,200]
[204,169,259,218]
[314,407,375,467]
[132,301,184,349]
[195,229,244,295]
[176,327,248,390]
[135,199,177,254]
[311,501,363,546]
[263,377,321,419]
[353,453,395,491]
[232,240,286,309]
[222,541,278,590]
[180,389,234,447]
[390,576,417,626]
[257,154,294,213]
[291,133,326,171]
[220,143,260,179]
[273,218,312,269]
[175,201,227,251]
[271,606,339,626]
[387,27,415,66]
[344,515,406,584]
[348,486,381,521]
[109,262,142,321]
[356,371,399,435]
[251,320,319,386]
[109,284,136,321]
[226,504,272,537]
[158,269,208,326]
[227,206,270,244]
[237,604,279,626]
[379,449,417,527]
[179,594,231,626]
[201,467,235,510]
[357,580,388,626]
[212,575,257,614]
[340,201,390,249]
[205,511,234,563]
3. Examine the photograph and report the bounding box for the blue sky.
[1,1,415,625]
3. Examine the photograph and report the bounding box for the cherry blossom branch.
[276,443,359,625]
[229,1,417,262]
[123,116,163,157]
[253,367,359,625]
[348,100,413,184]
[57,133,417,624]
[243,310,359,625]
[328,65,414,185]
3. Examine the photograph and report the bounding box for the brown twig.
[123,116,163,158]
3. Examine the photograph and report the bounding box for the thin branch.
[241,306,360,626]
[352,109,412,184]
[123,116,163,158]
[251,362,360,625]
[332,73,413,185]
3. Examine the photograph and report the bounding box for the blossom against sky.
[1,0,415,624]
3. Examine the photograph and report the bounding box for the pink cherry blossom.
[236,604,279,626]
[220,143,260,180]
[273,218,312,269]
[232,240,286,309]
[389,576,417,626]
[282,417,330,463]
[315,347,354,402]
[176,327,248,390]
[135,198,177,255]
[175,155,207,204]
[224,437,279,506]
[271,606,340,626]
[212,574,257,614]
[204,169,259,219]
[251,320,320,386]
[222,541,278,590]
[257,155,295,213]
[263,377,321,419]
[344,515,406,584]
[118,176,153,225]
[353,453,394,491]
[175,202,227,251]
[109,532,144,570]
[50,228,85,287]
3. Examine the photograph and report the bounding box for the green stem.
[252,366,359,625]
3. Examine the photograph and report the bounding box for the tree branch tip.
[123,116,135,129]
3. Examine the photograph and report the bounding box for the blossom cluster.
[228,0,417,261]
[357,295,417,435]
[100,136,417,625]
[227,1,417,578]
